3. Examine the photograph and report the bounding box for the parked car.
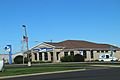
[99,53,118,62]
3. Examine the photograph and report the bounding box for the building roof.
[45,40,120,50]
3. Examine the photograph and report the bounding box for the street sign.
[5,45,12,64]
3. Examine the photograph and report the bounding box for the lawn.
[1,62,119,77]
[0,66,83,77]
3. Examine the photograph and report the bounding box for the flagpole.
[21,40,24,64]
[22,25,31,66]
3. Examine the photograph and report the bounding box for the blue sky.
[0,0,120,54]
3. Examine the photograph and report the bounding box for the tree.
[14,55,28,64]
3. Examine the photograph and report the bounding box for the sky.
[0,0,120,54]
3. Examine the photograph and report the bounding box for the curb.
[91,65,120,67]
[0,69,86,79]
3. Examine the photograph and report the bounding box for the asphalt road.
[2,68,120,80]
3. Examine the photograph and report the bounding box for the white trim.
[30,42,55,50]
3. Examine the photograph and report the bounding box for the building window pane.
[44,52,48,60]
[56,52,60,60]
[106,55,109,58]
[105,50,108,53]
[83,51,87,58]
[50,52,53,61]
[91,51,93,58]
[64,52,68,56]
[101,51,104,53]
[114,50,116,52]
[70,51,74,56]
[34,53,37,60]
[97,50,100,53]
[39,52,42,60]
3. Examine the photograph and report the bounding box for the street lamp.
[22,25,31,66]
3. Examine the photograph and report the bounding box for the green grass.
[0,63,89,77]
[0,67,82,77]
[1,62,119,77]
[35,63,88,67]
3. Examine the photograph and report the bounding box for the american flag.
[23,36,28,42]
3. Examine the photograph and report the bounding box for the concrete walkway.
[91,65,120,67]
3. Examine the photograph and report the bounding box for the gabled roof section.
[45,40,120,50]
[31,42,55,49]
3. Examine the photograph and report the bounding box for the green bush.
[73,54,84,62]
[61,54,84,62]
[61,55,74,62]
[14,55,28,64]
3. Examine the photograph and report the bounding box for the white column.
[48,52,51,61]
[58,53,61,61]
[53,50,57,63]
[37,52,39,61]
[74,51,78,55]
[42,52,45,61]
[68,51,71,55]
[60,51,64,58]
[87,51,91,61]
[31,52,35,62]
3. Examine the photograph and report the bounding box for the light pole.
[22,25,31,66]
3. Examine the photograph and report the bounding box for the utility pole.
[22,25,31,66]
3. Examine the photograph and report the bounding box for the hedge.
[61,54,84,62]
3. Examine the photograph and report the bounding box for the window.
[34,53,37,60]
[101,55,105,58]
[39,52,42,60]
[105,50,108,53]
[44,52,48,60]
[101,51,104,53]
[50,52,53,61]
[70,51,74,56]
[83,51,87,58]
[64,52,68,56]
[106,55,109,58]
[97,50,100,53]
[91,51,94,58]
[114,50,116,52]
[80,51,83,55]
[56,52,60,60]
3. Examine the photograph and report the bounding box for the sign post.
[5,45,12,64]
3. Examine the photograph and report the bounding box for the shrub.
[61,54,84,62]
[94,59,99,62]
[73,54,84,62]
[61,55,74,62]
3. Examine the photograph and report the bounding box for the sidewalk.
[91,65,120,67]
